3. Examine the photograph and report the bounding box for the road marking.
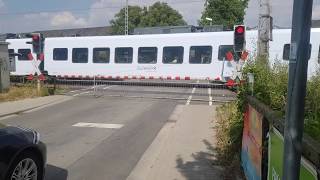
[208,88,212,106]
[191,87,196,94]
[103,85,116,90]
[73,91,90,97]
[186,87,196,105]
[73,123,124,129]
[69,86,93,94]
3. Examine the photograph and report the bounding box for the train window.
[18,49,31,61]
[163,46,184,64]
[115,47,133,64]
[72,48,88,63]
[138,47,157,64]
[189,46,212,64]
[218,45,239,61]
[283,44,290,60]
[53,48,68,61]
[93,48,110,63]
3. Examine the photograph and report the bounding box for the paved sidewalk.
[0,95,73,117]
[127,105,224,180]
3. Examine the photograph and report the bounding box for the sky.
[0,0,319,33]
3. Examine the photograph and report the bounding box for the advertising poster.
[268,128,318,180]
[241,104,263,180]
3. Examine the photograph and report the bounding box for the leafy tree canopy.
[110,5,145,35]
[199,0,249,29]
[140,2,187,27]
[110,2,186,35]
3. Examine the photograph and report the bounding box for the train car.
[6,28,320,80]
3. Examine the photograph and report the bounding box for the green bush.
[242,58,320,141]
[242,58,288,113]
[305,70,320,140]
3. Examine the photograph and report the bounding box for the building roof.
[35,26,112,37]
[0,26,113,40]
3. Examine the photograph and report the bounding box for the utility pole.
[125,0,129,35]
[282,0,313,180]
[257,0,272,59]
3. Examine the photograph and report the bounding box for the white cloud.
[51,11,87,27]
[87,0,122,27]
[1,0,319,34]
[0,0,4,9]
[24,12,50,19]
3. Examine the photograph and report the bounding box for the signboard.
[268,128,318,180]
[241,104,263,180]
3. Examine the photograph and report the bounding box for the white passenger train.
[6,28,320,80]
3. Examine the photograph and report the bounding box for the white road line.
[73,123,124,129]
[70,86,93,93]
[73,91,90,97]
[186,96,192,105]
[208,88,212,106]
[103,85,116,90]
[186,87,196,105]
[191,87,196,94]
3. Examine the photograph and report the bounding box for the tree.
[199,0,248,29]
[110,6,145,35]
[140,2,187,27]
[110,2,186,35]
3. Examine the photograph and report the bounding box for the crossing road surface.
[1,85,235,180]
[64,82,235,105]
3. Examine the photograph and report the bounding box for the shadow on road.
[45,164,68,180]
[175,139,224,180]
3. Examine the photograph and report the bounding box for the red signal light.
[226,51,234,61]
[32,34,40,41]
[236,26,244,34]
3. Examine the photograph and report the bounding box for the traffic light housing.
[234,25,246,52]
[26,33,44,54]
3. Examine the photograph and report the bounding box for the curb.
[0,96,72,118]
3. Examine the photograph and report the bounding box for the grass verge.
[0,84,52,102]
[215,102,244,179]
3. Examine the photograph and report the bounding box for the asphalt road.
[1,84,235,180]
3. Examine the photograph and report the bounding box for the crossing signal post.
[26,33,44,55]
[25,33,45,95]
[234,25,246,53]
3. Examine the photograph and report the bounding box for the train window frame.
[17,49,31,61]
[138,47,158,64]
[93,48,110,64]
[189,46,212,64]
[283,44,290,60]
[162,46,184,64]
[115,47,133,64]
[72,48,88,63]
[218,45,239,61]
[53,48,68,61]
